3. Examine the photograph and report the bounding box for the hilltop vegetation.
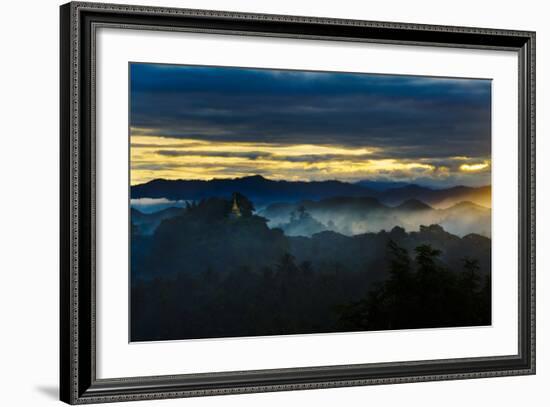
[131,194,491,341]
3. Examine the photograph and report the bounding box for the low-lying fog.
[130,197,189,213]
[259,199,490,238]
[130,197,490,239]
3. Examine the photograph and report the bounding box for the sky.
[130,63,491,187]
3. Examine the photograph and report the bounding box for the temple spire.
[230,193,242,218]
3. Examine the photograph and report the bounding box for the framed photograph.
[60,1,536,404]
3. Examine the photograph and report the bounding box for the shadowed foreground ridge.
[130,194,491,341]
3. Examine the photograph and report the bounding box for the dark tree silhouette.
[336,241,490,332]
[234,192,255,217]
[130,194,491,341]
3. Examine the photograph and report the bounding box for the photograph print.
[129,63,492,342]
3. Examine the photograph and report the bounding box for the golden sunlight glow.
[131,136,377,156]
[459,162,490,172]
[130,135,490,185]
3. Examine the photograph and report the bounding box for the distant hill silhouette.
[395,199,433,211]
[131,175,376,207]
[131,175,491,208]
[354,180,409,191]
[381,184,491,208]
[260,197,490,238]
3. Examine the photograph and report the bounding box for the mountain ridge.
[131,175,490,208]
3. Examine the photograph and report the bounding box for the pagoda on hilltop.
[230,193,242,218]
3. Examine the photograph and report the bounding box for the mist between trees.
[130,194,490,341]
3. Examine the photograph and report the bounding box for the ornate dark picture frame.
[60,1,535,404]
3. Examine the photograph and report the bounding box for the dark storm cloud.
[153,149,436,164]
[157,150,269,160]
[130,63,491,158]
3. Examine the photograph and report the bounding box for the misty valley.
[130,176,491,341]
